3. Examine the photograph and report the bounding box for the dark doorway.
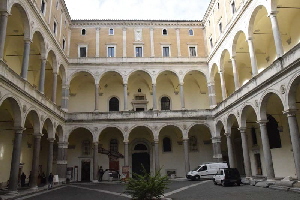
[132,152,150,175]
[255,154,262,175]
[81,161,90,181]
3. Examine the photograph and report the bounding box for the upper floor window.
[189,47,197,57]
[218,22,222,34]
[135,47,143,57]
[251,127,258,146]
[162,46,170,57]
[231,1,236,14]
[81,29,86,35]
[107,46,115,57]
[56,1,59,10]
[62,39,66,50]
[189,29,194,36]
[109,97,119,111]
[161,96,170,110]
[163,137,171,152]
[110,139,118,153]
[79,46,87,57]
[53,21,57,34]
[189,136,198,152]
[209,37,213,48]
[162,29,168,35]
[217,2,220,9]
[82,140,91,155]
[109,28,114,35]
[41,0,46,14]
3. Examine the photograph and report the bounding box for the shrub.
[125,166,169,200]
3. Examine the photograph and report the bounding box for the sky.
[64,0,211,20]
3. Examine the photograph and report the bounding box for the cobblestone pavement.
[6,180,300,200]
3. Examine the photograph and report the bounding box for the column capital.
[123,83,128,87]
[0,11,9,17]
[257,120,268,126]
[283,109,298,117]
[24,38,32,43]
[93,142,99,146]
[238,127,247,132]
[152,83,156,87]
[230,56,236,61]
[211,136,221,143]
[154,139,159,143]
[183,138,189,141]
[58,142,68,148]
[33,133,43,138]
[47,138,55,143]
[268,11,279,17]
[247,37,253,41]
[123,140,129,144]
[13,127,26,133]
[179,82,184,86]
[224,132,231,138]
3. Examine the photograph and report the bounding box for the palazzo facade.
[1,0,300,192]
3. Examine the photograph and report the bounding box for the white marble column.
[183,139,190,173]
[219,71,227,100]
[8,128,24,192]
[231,56,240,90]
[96,28,100,57]
[176,28,181,57]
[154,140,159,172]
[150,28,155,57]
[152,84,157,110]
[124,141,129,166]
[30,133,42,190]
[38,58,47,93]
[123,84,128,111]
[225,133,235,168]
[93,142,99,182]
[123,28,126,57]
[95,84,99,111]
[257,120,275,180]
[179,83,185,109]
[21,39,31,80]
[239,127,252,178]
[47,138,54,182]
[212,137,222,162]
[0,11,8,60]
[247,37,258,76]
[269,12,284,57]
[52,73,58,103]
[284,110,300,180]
[208,81,217,108]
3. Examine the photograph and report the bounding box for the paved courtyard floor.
[4,179,300,200]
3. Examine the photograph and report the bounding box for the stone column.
[219,71,227,100]
[208,81,217,108]
[21,39,31,80]
[284,110,300,180]
[95,84,99,111]
[225,133,235,168]
[257,120,275,180]
[93,142,99,182]
[52,73,58,103]
[212,137,222,162]
[239,127,252,178]
[123,28,127,57]
[179,83,185,109]
[0,11,8,60]
[61,85,69,112]
[269,12,284,57]
[8,128,24,192]
[57,142,68,183]
[30,133,42,190]
[96,28,100,57]
[183,139,190,174]
[176,28,181,57]
[231,57,240,90]
[123,84,128,111]
[247,37,258,76]
[38,58,47,93]
[152,84,157,110]
[150,28,155,57]
[124,141,129,166]
[154,140,159,172]
[47,138,54,182]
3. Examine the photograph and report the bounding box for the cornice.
[202,0,216,23]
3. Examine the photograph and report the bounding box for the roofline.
[71,19,202,22]
[203,0,216,23]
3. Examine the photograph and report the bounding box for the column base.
[30,186,39,191]
[92,180,99,183]
[7,190,18,195]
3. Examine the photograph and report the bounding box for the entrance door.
[81,161,90,181]
[255,154,262,175]
[132,152,150,175]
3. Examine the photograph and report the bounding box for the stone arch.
[156,70,180,83]
[67,70,95,85]
[0,95,22,127]
[259,90,285,120]
[56,125,64,142]
[31,30,46,58]
[42,118,54,138]
[99,70,123,83]
[216,120,225,137]
[226,113,239,132]
[128,125,154,138]
[183,69,208,80]
[187,123,213,137]
[23,109,41,134]
[287,70,300,109]
[240,103,258,128]
[67,126,94,141]
[232,30,247,57]
[157,124,184,137]
[98,125,124,141]
[247,4,270,38]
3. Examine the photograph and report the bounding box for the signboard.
[53,175,59,183]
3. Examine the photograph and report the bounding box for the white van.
[186,162,228,180]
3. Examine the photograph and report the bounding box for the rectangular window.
[108,47,115,57]
[80,47,87,57]
[219,22,222,34]
[163,47,170,57]
[41,0,46,14]
[231,1,236,14]
[109,28,114,35]
[53,21,57,34]
[135,47,142,57]
[210,38,213,48]
[62,39,66,50]
[189,47,196,57]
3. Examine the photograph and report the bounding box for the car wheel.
[213,179,217,185]
[195,176,200,181]
[221,181,226,187]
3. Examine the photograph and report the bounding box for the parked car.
[213,168,241,186]
[186,162,228,181]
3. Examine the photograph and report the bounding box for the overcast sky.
[64,0,210,20]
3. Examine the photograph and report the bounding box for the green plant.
[125,166,169,200]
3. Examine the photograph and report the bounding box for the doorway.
[132,143,150,175]
[81,161,91,181]
[254,153,262,175]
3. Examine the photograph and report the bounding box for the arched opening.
[44,50,56,99]
[210,64,222,104]
[132,143,150,175]
[161,96,170,110]
[216,121,229,164]
[220,50,235,96]
[109,97,119,111]
[183,70,209,109]
[163,137,172,152]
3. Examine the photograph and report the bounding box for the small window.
[81,29,86,35]
[231,1,236,14]
[210,38,213,48]
[110,139,118,153]
[163,137,171,152]
[219,22,222,33]
[53,21,57,34]
[162,29,168,35]
[135,47,142,57]
[109,28,114,35]
[161,96,170,110]
[189,136,198,151]
[109,97,119,111]
[62,39,66,50]
[108,47,115,57]
[56,1,59,10]
[41,0,46,14]
[189,29,194,36]
[189,47,196,57]
[82,140,91,155]
[251,127,258,145]
[163,47,170,57]
[79,47,87,57]
[217,2,220,9]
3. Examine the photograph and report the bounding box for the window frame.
[160,96,171,110]
[162,29,168,36]
[162,45,171,57]
[188,45,197,57]
[134,46,143,57]
[107,45,116,57]
[109,97,120,111]
[218,21,223,34]
[53,20,57,35]
[209,37,213,48]
[62,38,66,50]
[163,137,172,153]
[231,1,236,14]
[78,44,88,58]
[81,29,86,36]
[41,0,46,15]
[109,28,114,35]
[188,29,194,36]
[189,136,198,152]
